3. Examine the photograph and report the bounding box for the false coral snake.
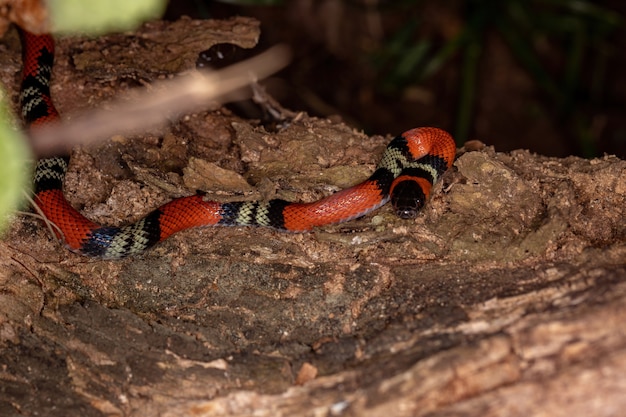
[19,29,456,259]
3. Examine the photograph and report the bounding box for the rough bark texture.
[1,17,625,417]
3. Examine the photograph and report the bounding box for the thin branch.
[28,45,291,157]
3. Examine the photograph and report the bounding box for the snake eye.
[390,180,426,219]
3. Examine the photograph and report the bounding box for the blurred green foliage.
[0,91,30,234]
[373,0,622,155]
[50,0,167,33]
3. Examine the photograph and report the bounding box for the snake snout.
[395,208,419,219]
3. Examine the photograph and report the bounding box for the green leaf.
[49,0,167,34]
[0,90,31,234]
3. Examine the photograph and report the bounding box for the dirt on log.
[1,17,625,417]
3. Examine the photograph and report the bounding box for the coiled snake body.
[19,29,456,259]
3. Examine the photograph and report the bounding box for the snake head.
[390,179,427,219]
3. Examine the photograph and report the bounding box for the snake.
[18,29,457,259]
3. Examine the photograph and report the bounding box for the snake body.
[20,29,456,259]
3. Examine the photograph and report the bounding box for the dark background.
[164,0,625,158]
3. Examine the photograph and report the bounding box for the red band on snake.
[19,29,456,259]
